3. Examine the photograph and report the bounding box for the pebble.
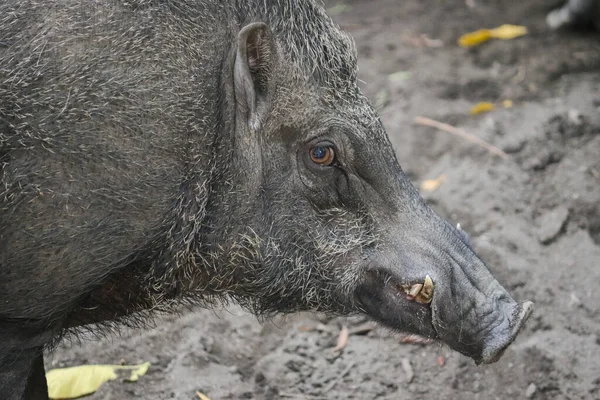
[537,206,569,244]
[526,383,537,398]
[502,138,526,154]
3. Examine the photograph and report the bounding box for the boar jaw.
[355,231,533,365]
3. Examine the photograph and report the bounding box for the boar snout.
[356,214,533,364]
[476,300,534,364]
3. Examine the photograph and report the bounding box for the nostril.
[514,301,534,327]
[478,300,534,364]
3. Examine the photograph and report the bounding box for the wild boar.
[0,1,533,398]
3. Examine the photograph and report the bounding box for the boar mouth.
[356,269,439,340]
[395,274,434,305]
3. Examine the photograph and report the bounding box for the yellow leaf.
[46,362,150,399]
[126,362,150,382]
[458,24,527,47]
[489,24,528,40]
[502,99,513,108]
[470,102,495,115]
[47,365,117,399]
[420,174,447,192]
[197,391,212,400]
[458,29,492,47]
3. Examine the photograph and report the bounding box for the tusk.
[408,283,423,297]
[415,275,434,304]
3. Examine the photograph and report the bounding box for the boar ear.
[234,22,274,129]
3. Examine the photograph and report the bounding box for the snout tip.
[477,301,534,365]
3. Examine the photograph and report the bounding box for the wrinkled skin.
[0,1,532,398]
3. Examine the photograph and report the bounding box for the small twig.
[348,322,376,336]
[280,393,328,400]
[399,333,434,345]
[322,361,356,393]
[401,358,414,383]
[331,326,349,352]
[414,116,509,160]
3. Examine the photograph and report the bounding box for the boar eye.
[309,145,335,166]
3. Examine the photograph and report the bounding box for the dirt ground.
[48,1,600,399]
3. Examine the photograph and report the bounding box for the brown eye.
[309,145,335,166]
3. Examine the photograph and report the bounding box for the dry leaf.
[459,24,527,47]
[126,362,150,382]
[489,24,528,40]
[388,70,412,83]
[420,34,444,48]
[470,102,495,115]
[502,99,513,108]
[196,391,212,400]
[46,362,150,399]
[332,326,349,352]
[458,29,491,47]
[420,174,447,192]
